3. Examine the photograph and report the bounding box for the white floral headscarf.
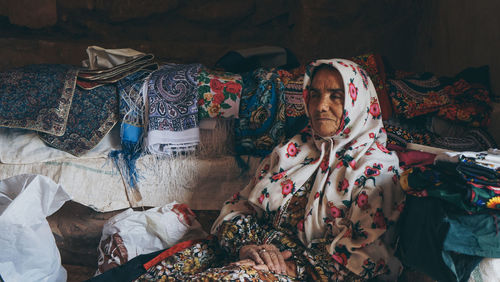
[212,59,405,278]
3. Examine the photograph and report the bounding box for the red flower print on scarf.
[364,165,381,178]
[258,188,269,204]
[198,98,205,106]
[369,132,375,138]
[226,192,240,204]
[263,164,270,172]
[376,142,390,153]
[349,79,358,106]
[281,179,295,196]
[210,78,224,94]
[258,193,265,204]
[369,99,382,119]
[349,159,356,169]
[337,178,349,194]
[358,66,369,89]
[356,191,369,208]
[224,81,242,94]
[297,219,304,232]
[337,61,349,68]
[328,202,342,218]
[315,192,320,199]
[350,64,357,74]
[320,158,329,173]
[372,209,387,229]
[286,142,300,158]
[270,169,286,182]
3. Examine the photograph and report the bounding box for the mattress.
[0,155,260,212]
[0,119,261,212]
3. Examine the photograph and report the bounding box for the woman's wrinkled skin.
[307,67,345,137]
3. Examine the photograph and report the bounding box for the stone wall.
[413,0,500,98]
[1,0,498,107]
[0,0,423,70]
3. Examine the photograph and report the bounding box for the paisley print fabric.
[196,67,242,119]
[38,83,118,156]
[0,64,77,136]
[213,59,405,280]
[144,63,202,155]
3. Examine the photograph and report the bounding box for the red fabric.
[142,237,209,270]
[387,143,436,169]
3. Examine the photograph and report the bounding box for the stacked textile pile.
[396,150,500,282]
[384,65,497,152]
[0,46,260,212]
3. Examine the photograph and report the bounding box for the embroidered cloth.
[234,68,287,157]
[0,64,77,136]
[144,63,202,155]
[196,67,242,120]
[38,83,118,156]
[213,59,405,279]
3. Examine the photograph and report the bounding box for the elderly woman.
[135,59,405,281]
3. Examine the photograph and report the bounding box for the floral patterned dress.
[136,58,404,281]
[135,176,362,281]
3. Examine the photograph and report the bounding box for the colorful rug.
[0,64,77,136]
[38,83,119,156]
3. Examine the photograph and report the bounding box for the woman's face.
[307,67,345,137]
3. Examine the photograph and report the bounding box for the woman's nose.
[318,94,330,111]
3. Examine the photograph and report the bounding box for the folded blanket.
[235,68,286,157]
[144,63,202,155]
[0,64,78,136]
[38,83,119,156]
[196,67,242,119]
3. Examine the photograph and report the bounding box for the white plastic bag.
[96,201,208,274]
[0,174,71,282]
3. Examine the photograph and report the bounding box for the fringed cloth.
[109,69,153,202]
[144,63,202,156]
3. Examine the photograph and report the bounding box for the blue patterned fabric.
[110,70,152,188]
[38,83,118,156]
[235,68,286,157]
[0,64,78,136]
[145,63,202,155]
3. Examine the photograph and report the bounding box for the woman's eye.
[330,93,343,100]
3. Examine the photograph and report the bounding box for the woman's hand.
[238,244,294,276]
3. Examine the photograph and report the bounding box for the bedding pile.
[396,150,500,282]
